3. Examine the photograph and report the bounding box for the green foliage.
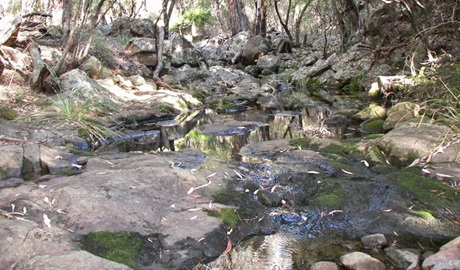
[113,34,130,46]
[171,8,214,31]
[51,88,122,143]
[406,62,460,132]
[81,231,142,270]
[3,0,21,13]
[183,8,213,27]
[90,36,115,68]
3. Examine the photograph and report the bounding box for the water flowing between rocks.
[92,100,459,269]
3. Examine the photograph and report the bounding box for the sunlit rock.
[340,251,385,270]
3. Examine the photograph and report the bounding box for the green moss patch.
[81,231,142,269]
[390,170,460,210]
[313,184,347,209]
[206,207,239,228]
[415,210,436,221]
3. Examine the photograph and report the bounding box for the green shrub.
[90,36,115,68]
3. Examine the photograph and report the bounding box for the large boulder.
[125,33,202,68]
[331,43,374,85]
[109,17,155,38]
[0,15,22,45]
[257,55,281,73]
[79,56,103,79]
[125,38,158,67]
[164,32,202,67]
[241,35,270,66]
[339,252,386,270]
[383,101,420,131]
[59,69,121,104]
[0,151,232,269]
[377,123,460,166]
[198,31,250,65]
[290,55,336,86]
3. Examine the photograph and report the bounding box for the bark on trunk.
[253,0,267,37]
[226,0,250,36]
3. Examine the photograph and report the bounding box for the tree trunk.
[162,0,176,39]
[35,0,115,92]
[153,25,164,80]
[226,0,250,36]
[274,0,293,42]
[253,0,267,37]
[294,0,313,46]
[153,0,176,90]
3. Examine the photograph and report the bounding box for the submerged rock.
[361,233,387,249]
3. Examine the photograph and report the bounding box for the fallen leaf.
[72,164,82,169]
[43,214,51,228]
[328,210,344,217]
[361,160,370,167]
[270,184,278,193]
[234,170,246,180]
[436,173,453,178]
[220,238,232,257]
[422,168,430,174]
[407,158,420,168]
[187,179,212,195]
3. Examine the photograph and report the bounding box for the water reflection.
[177,108,335,160]
[202,233,296,270]
[101,106,339,157]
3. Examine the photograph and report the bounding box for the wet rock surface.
[1,12,460,269]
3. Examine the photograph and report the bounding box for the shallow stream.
[98,103,458,269]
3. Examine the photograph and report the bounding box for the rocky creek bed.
[1,103,460,269]
[1,14,460,269]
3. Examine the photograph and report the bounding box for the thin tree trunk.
[163,0,176,39]
[274,0,293,42]
[153,25,164,80]
[294,0,313,46]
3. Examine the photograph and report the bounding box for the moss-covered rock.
[352,103,386,120]
[313,185,347,209]
[207,207,239,228]
[377,123,456,166]
[360,118,384,134]
[364,146,387,166]
[383,101,420,131]
[81,231,142,270]
[389,170,460,210]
